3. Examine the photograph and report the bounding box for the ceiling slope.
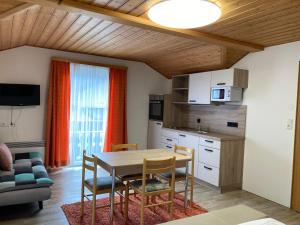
[0,0,300,77]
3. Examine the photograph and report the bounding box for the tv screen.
[0,83,40,106]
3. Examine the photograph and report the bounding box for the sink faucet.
[196,118,201,131]
[197,124,201,132]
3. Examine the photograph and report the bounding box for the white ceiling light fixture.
[148,0,221,29]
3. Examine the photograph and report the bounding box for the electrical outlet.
[227,122,238,128]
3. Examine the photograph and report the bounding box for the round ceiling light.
[148,0,221,29]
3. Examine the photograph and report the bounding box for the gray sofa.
[0,151,53,209]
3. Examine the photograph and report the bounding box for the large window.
[69,63,109,166]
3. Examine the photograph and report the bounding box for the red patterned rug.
[62,193,207,225]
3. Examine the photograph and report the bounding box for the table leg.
[184,161,189,209]
[110,168,116,223]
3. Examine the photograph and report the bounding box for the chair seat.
[160,168,186,179]
[118,173,142,181]
[130,178,169,192]
[84,176,124,191]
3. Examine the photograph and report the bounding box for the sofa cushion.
[0,152,53,193]
[0,143,13,171]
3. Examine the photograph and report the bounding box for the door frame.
[291,62,300,212]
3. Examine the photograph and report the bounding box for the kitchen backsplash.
[172,104,247,137]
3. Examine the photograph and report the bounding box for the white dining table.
[93,149,191,222]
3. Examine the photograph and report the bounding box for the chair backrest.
[82,150,97,189]
[142,157,176,193]
[82,150,97,172]
[143,156,176,175]
[173,144,195,176]
[111,143,138,152]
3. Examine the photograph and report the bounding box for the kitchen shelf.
[172,75,189,89]
[172,75,189,103]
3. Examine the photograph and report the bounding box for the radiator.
[5,141,46,160]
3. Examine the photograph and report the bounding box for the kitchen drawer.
[198,163,219,186]
[199,137,221,149]
[162,143,173,151]
[162,129,178,139]
[199,145,220,168]
[161,136,178,145]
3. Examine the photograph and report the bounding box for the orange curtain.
[104,67,128,152]
[45,60,71,168]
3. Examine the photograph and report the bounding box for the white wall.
[0,46,170,149]
[234,41,300,207]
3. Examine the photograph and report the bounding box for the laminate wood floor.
[0,167,299,225]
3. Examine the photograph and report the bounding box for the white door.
[147,120,163,149]
[188,72,211,104]
[178,133,200,178]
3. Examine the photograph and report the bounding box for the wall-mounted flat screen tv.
[0,83,40,106]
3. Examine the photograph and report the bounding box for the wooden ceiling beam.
[0,3,37,20]
[20,0,264,52]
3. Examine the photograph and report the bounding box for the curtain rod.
[51,57,128,70]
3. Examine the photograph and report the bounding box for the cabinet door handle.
[204,166,213,171]
[166,138,172,141]
[179,134,186,137]
[217,82,226,85]
[205,140,213,143]
[156,123,162,125]
[204,148,213,152]
[189,100,196,102]
[166,146,172,149]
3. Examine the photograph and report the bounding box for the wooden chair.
[127,156,176,225]
[111,143,142,214]
[111,143,138,152]
[111,144,142,185]
[80,150,125,225]
[158,144,195,206]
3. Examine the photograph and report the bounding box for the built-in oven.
[149,95,164,121]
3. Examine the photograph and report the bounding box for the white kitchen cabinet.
[161,136,178,146]
[188,72,211,104]
[161,128,178,150]
[162,143,174,151]
[198,137,221,186]
[198,163,219,186]
[199,137,221,149]
[162,129,178,139]
[211,68,248,88]
[199,145,220,168]
[178,132,200,178]
[160,128,245,192]
[147,120,163,149]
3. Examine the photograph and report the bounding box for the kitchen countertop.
[162,127,245,141]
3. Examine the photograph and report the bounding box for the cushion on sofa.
[0,143,13,171]
[0,152,53,193]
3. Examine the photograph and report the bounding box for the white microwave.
[211,86,242,102]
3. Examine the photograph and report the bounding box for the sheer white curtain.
[69,63,109,166]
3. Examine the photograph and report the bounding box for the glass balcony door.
[69,63,109,166]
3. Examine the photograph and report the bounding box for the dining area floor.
[0,166,300,225]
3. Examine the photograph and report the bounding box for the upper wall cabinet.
[188,72,212,105]
[211,68,248,88]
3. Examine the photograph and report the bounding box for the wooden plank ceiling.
[0,0,300,77]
